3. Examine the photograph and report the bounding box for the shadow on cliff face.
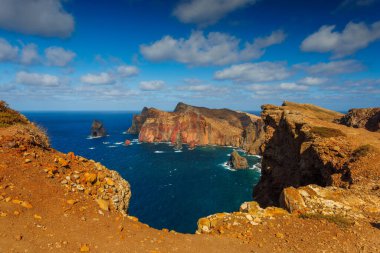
[371,223,380,230]
[253,115,352,207]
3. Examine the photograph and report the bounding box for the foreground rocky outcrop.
[91,120,106,137]
[128,102,265,154]
[228,150,249,169]
[337,107,380,132]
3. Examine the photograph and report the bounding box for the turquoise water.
[24,112,261,233]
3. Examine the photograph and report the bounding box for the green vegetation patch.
[309,126,346,138]
[299,213,354,228]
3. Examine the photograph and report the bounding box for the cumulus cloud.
[0,38,18,62]
[139,80,165,91]
[247,82,309,96]
[173,0,256,26]
[279,82,308,91]
[0,0,74,38]
[299,77,327,86]
[45,47,76,67]
[140,30,285,66]
[16,71,61,87]
[214,62,291,82]
[117,65,139,77]
[20,44,39,65]
[300,60,364,75]
[301,20,380,58]
[80,72,115,85]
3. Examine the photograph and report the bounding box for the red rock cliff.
[337,107,380,132]
[128,102,265,154]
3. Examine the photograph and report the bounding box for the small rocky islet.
[1,100,380,252]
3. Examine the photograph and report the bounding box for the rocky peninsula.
[128,102,265,154]
[1,100,380,252]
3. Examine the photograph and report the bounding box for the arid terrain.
[1,101,379,253]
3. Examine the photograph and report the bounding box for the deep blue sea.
[23,111,261,233]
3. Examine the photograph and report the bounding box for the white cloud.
[139,80,165,91]
[140,30,285,66]
[301,60,364,75]
[80,72,115,85]
[301,20,380,58]
[299,77,327,86]
[45,47,76,67]
[16,71,61,87]
[279,82,308,91]
[173,0,256,26]
[20,44,39,65]
[117,65,139,77]
[214,62,291,82]
[0,38,18,62]
[0,0,74,38]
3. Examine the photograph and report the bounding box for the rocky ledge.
[128,102,265,154]
[337,107,380,132]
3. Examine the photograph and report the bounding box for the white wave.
[86,136,102,140]
[249,163,262,172]
[107,145,117,148]
[174,150,182,153]
[114,142,123,145]
[220,162,236,171]
[154,151,164,153]
[102,142,110,144]
[227,154,231,157]
[247,154,262,158]
[122,131,127,135]
[132,139,139,142]
[89,147,95,150]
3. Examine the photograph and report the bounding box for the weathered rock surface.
[128,102,265,154]
[91,120,106,137]
[253,101,380,208]
[337,107,380,132]
[228,150,248,169]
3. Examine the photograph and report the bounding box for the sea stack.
[91,120,106,137]
[228,150,249,169]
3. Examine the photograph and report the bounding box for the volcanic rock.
[91,120,106,137]
[228,150,249,169]
[127,102,265,154]
[337,107,380,132]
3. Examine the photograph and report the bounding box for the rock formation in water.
[91,120,106,137]
[337,107,380,132]
[228,150,249,169]
[128,102,265,154]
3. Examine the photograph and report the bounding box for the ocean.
[24,111,261,233]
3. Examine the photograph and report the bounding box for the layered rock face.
[91,120,106,137]
[338,108,380,132]
[228,150,249,169]
[253,101,380,207]
[128,102,265,154]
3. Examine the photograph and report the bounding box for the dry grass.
[309,126,346,138]
[0,101,28,127]
[351,144,376,161]
[299,213,354,228]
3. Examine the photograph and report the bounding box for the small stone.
[96,199,109,211]
[13,211,20,216]
[0,212,7,217]
[84,173,97,184]
[24,159,32,164]
[34,214,42,220]
[80,244,90,252]
[58,158,70,167]
[67,199,77,205]
[105,178,115,186]
[21,201,33,209]
[61,180,68,184]
[15,234,23,241]
[275,232,284,239]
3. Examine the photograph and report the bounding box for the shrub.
[0,101,28,127]
[309,126,345,138]
[351,144,375,161]
[299,213,354,228]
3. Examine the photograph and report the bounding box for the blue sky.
[0,0,379,111]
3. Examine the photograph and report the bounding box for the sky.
[0,0,379,111]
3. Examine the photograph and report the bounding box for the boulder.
[228,150,249,169]
[337,107,380,132]
[91,120,106,137]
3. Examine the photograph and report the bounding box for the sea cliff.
[128,102,265,154]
